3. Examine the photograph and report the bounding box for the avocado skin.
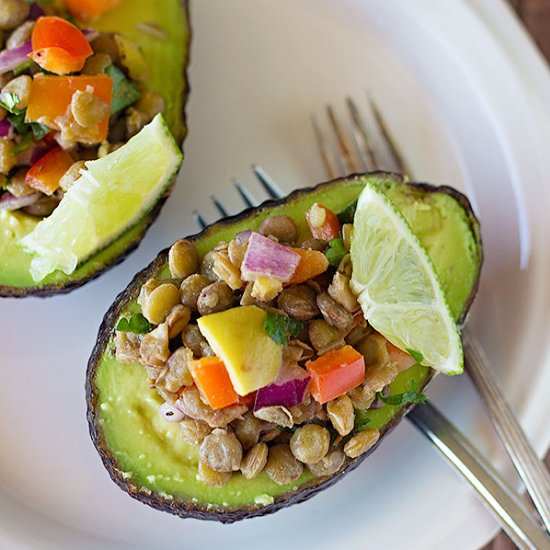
[86,172,482,522]
[0,0,191,298]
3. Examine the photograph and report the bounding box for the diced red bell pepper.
[31,16,92,74]
[25,147,74,196]
[189,356,239,410]
[306,345,365,404]
[63,0,121,21]
[306,203,341,241]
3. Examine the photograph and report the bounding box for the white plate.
[1,1,549,548]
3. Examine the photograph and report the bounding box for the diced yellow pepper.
[251,276,282,302]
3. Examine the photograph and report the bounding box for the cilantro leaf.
[115,313,152,334]
[263,311,303,346]
[0,92,21,114]
[105,65,141,115]
[7,111,51,153]
[337,200,357,224]
[353,410,371,432]
[325,238,347,267]
[12,60,34,76]
[12,132,34,154]
[31,122,50,140]
[7,111,27,134]
[406,348,424,364]
[375,381,427,407]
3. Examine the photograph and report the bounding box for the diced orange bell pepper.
[306,203,341,241]
[31,16,92,74]
[288,247,330,285]
[25,147,74,196]
[189,356,239,410]
[387,343,417,372]
[31,47,87,75]
[63,0,121,21]
[26,74,113,142]
[306,345,365,404]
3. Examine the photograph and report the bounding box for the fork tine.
[252,164,284,199]
[211,195,229,217]
[369,97,410,175]
[327,104,363,174]
[312,115,339,179]
[193,210,207,229]
[233,179,256,207]
[346,97,377,170]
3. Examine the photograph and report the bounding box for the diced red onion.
[235,230,252,243]
[0,119,11,138]
[0,41,32,75]
[254,365,310,410]
[29,2,45,20]
[241,232,300,282]
[159,402,185,423]
[0,192,41,211]
[82,29,100,42]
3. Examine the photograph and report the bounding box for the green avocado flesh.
[92,174,481,511]
[0,0,189,295]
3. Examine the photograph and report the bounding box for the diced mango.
[197,305,282,396]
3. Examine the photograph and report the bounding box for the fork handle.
[408,402,550,549]
[463,328,550,533]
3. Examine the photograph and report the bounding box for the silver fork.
[314,97,550,533]
[193,165,548,550]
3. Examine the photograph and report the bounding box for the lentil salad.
[114,202,424,487]
[0,0,164,217]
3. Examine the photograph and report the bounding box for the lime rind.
[350,183,463,375]
[20,114,183,282]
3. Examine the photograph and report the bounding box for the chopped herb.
[375,381,427,407]
[12,132,34,154]
[30,122,50,140]
[1,176,9,191]
[105,64,141,115]
[0,92,21,114]
[115,313,152,334]
[341,410,371,443]
[263,311,303,346]
[406,348,424,364]
[7,110,50,151]
[276,426,295,433]
[354,411,370,432]
[325,238,347,267]
[12,60,34,76]
[337,200,357,224]
[7,111,26,134]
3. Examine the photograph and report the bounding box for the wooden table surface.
[483,5,549,549]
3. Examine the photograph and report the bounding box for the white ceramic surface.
[1,1,549,549]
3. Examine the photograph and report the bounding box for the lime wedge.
[350,183,463,375]
[21,114,183,282]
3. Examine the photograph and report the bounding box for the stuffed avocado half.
[0,0,190,297]
[86,173,482,522]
